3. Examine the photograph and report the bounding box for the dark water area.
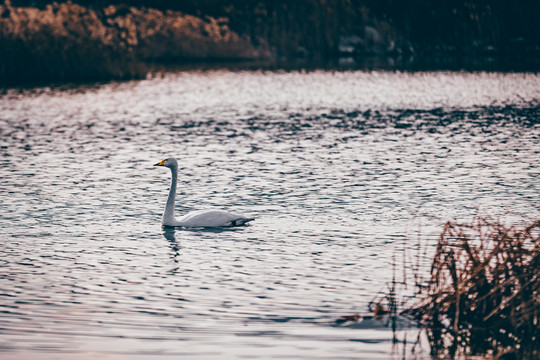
[154,57,538,74]
[0,70,539,359]
[6,53,540,90]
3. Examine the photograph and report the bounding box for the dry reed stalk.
[405,217,539,359]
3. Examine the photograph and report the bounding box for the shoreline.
[0,2,268,84]
[1,1,539,86]
[3,54,540,90]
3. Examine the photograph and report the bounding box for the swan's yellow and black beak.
[154,159,166,166]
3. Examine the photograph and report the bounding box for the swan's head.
[154,157,178,168]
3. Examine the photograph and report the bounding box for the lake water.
[0,70,539,359]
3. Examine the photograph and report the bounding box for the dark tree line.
[11,0,540,56]
[2,0,538,85]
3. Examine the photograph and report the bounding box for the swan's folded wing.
[178,210,253,227]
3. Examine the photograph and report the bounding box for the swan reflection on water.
[162,225,245,265]
[163,226,180,264]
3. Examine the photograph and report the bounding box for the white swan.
[154,157,254,227]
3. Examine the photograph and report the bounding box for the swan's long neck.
[163,165,178,224]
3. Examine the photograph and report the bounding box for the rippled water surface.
[1,70,539,359]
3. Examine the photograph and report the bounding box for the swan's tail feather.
[230,218,254,227]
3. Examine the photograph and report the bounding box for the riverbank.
[0,1,267,84]
[1,1,539,85]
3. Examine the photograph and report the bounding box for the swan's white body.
[154,158,253,228]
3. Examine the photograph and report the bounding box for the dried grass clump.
[406,218,539,359]
[0,2,264,85]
